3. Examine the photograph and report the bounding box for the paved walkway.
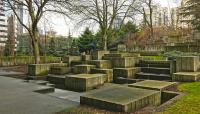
[0,76,79,114]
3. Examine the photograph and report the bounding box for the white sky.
[47,0,182,37]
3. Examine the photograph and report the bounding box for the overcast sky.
[47,0,182,37]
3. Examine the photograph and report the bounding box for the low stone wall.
[0,56,61,67]
[65,74,105,92]
[165,45,200,53]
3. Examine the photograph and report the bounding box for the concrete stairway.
[136,60,173,81]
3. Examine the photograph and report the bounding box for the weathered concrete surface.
[88,60,112,69]
[128,80,177,91]
[81,84,161,113]
[176,56,199,72]
[73,64,96,74]
[173,72,200,82]
[91,68,113,82]
[65,74,106,92]
[0,76,78,114]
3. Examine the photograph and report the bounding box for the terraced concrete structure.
[80,85,161,112]
[128,80,177,91]
[65,74,106,92]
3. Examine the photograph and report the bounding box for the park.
[0,0,200,114]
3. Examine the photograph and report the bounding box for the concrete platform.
[65,74,106,92]
[128,80,177,91]
[80,85,161,112]
[0,76,78,114]
[173,72,200,82]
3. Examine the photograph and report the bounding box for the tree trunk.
[102,32,107,51]
[32,32,40,64]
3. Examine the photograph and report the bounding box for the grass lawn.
[161,82,200,114]
[142,56,167,61]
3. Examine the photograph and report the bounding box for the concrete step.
[47,83,55,87]
[136,72,172,81]
[46,75,66,89]
[136,63,170,68]
[35,81,49,85]
[34,86,55,94]
[141,67,170,74]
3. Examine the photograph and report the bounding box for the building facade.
[0,1,7,55]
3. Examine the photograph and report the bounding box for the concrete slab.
[128,80,177,91]
[0,76,78,114]
[173,72,200,82]
[80,85,161,112]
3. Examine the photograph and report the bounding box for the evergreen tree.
[77,27,96,53]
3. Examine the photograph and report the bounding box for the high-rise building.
[0,0,7,55]
[17,4,23,35]
[144,6,170,27]
[5,14,18,55]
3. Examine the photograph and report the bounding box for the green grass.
[161,82,200,114]
[142,56,167,61]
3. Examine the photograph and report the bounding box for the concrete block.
[65,74,106,92]
[50,66,71,75]
[176,56,199,72]
[50,63,68,67]
[88,60,112,69]
[73,64,96,74]
[173,72,200,82]
[62,56,81,65]
[82,55,92,61]
[104,57,136,68]
[113,67,140,79]
[80,85,161,112]
[28,64,50,76]
[92,51,110,60]
[91,68,113,82]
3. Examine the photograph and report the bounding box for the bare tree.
[4,0,71,64]
[69,0,138,50]
[133,0,155,40]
